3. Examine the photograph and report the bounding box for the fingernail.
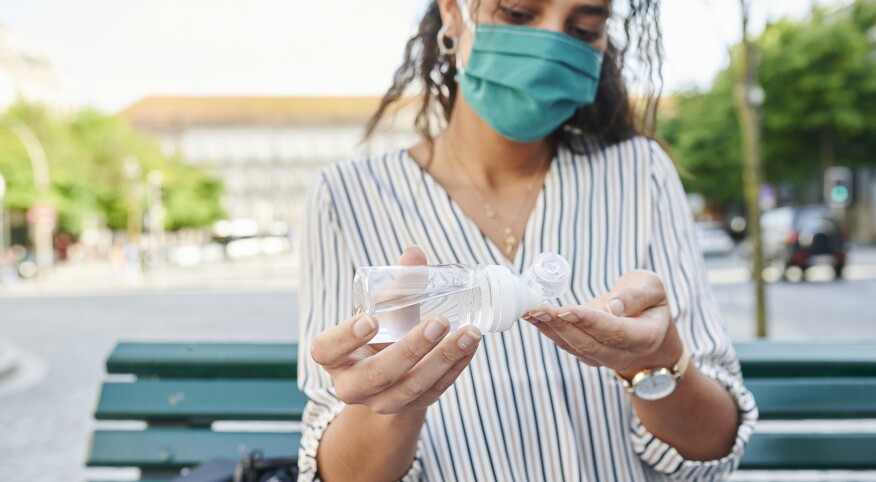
[457,328,482,349]
[531,311,551,323]
[353,316,375,338]
[557,311,579,323]
[424,318,449,342]
[607,299,625,317]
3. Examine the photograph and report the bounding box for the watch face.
[633,370,676,401]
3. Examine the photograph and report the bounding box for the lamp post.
[7,124,54,279]
[123,156,142,243]
[0,173,6,267]
[146,170,165,274]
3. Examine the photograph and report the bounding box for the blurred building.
[120,96,418,232]
[0,25,71,113]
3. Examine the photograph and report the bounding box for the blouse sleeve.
[630,141,759,480]
[296,173,425,482]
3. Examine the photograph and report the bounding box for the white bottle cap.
[481,253,570,333]
[522,252,571,299]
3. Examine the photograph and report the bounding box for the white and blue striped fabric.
[297,136,758,481]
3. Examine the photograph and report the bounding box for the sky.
[0,0,845,113]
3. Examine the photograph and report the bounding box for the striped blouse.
[297,136,758,481]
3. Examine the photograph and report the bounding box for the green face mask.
[456,7,604,143]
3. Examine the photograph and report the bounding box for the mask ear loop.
[455,0,476,32]
[453,0,477,75]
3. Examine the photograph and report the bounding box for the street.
[0,291,297,482]
[0,248,874,481]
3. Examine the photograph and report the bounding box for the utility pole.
[735,0,768,338]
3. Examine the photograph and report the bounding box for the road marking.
[0,341,48,398]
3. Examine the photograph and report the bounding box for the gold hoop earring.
[437,25,458,56]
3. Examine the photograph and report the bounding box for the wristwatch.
[615,346,691,401]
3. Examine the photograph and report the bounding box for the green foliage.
[0,104,224,235]
[659,70,743,206]
[659,0,876,208]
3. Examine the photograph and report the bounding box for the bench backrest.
[87,343,303,479]
[737,341,876,470]
[87,341,876,478]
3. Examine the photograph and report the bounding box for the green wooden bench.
[737,341,876,474]
[86,343,303,481]
[86,341,876,480]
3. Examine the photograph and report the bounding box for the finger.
[380,326,482,410]
[340,315,451,401]
[398,244,428,266]
[524,304,602,366]
[535,322,603,366]
[606,270,666,317]
[371,245,429,342]
[531,305,607,361]
[557,304,665,353]
[524,304,573,348]
[310,313,379,368]
[407,346,478,411]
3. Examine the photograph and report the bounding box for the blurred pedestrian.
[299,1,757,481]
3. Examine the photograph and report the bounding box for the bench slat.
[742,433,876,469]
[736,342,876,378]
[747,378,876,419]
[87,429,300,471]
[95,380,307,423]
[107,343,297,379]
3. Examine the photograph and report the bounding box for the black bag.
[170,449,298,482]
[170,458,237,482]
[233,449,299,482]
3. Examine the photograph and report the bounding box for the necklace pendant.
[484,204,497,218]
[503,227,517,256]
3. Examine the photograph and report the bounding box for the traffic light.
[824,167,853,208]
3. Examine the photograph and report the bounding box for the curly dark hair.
[364,0,663,153]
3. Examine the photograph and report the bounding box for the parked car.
[758,205,850,279]
[695,221,736,257]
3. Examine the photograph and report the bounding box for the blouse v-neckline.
[400,147,558,273]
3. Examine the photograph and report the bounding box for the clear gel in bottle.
[352,252,571,344]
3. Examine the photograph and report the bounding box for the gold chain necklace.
[443,136,549,256]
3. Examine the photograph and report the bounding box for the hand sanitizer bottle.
[353,252,571,344]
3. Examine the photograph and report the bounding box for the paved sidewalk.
[0,252,300,298]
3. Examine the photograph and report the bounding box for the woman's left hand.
[525,269,684,380]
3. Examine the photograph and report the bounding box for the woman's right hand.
[309,245,482,415]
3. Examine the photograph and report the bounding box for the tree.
[660,0,876,208]
[659,70,743,207]
[759,2,876,190]
[0,103,224,236]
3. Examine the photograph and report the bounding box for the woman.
[298,0,757,480]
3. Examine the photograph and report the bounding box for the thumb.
[398,244,428,266]
[607,270,666,317]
